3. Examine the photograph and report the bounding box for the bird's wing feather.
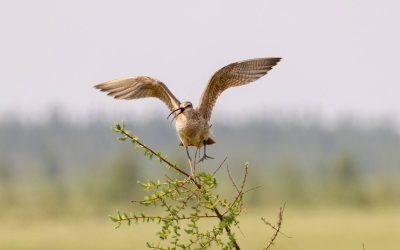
[94,76,180,111]
[197,57,281,121]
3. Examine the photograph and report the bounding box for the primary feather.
[94,76,180,112]
[197,57,281,121]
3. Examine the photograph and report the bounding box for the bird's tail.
[206,137,216,145]
[178,137,216,146]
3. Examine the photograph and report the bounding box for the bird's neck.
[176,109,197,122]
[183,108,196,118]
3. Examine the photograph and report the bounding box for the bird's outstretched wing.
[94,76,180,112]
[197,57,281,121]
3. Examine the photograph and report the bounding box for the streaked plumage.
[95,57,281,162]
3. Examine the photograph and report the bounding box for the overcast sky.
[1,1,399,124]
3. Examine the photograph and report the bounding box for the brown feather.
[197,58,281,121]
[94,76,180,112]
[206,137,216,145]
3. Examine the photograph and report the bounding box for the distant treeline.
[1,112,399,173]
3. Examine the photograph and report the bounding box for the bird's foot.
[197,153,214,163]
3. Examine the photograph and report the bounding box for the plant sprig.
[109,121,285,249]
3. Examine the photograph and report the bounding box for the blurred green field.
[1,206,399,250]
[2,117,400,249]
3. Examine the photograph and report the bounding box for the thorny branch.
[114,122,241,249]
[131,178,191,204]
[118,128,193,181]
[112,122,285,250]
[116,214,220,223]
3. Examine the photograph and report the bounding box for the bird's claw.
[197,154,214,163]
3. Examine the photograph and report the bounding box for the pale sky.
[1,1,399,124]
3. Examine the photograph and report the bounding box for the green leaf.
[114,123,121,130]
[117,211,122,220]
[109,215,118,222]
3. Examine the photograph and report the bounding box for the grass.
[1,206,399,250]
[239,206,400,250]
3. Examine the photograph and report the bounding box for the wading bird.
[95,57,281,164]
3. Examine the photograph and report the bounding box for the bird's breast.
[175,114,210,147]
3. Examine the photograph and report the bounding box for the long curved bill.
[167,107,184,120]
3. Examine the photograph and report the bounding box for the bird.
[95,57,281,164]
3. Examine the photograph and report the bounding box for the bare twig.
[243,185,264,194]
[239,163,249,194]
[212,157,227,177]
[222,163,249,216]
[227,164,240,193]
[263,203,286,250]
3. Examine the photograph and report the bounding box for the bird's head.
[167,101,193,119]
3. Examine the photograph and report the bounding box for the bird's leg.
[197,147,201,160]
[186,146,194,175]
[198,140,214,163]
[185,146,192,161]
[193,148,200,174]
